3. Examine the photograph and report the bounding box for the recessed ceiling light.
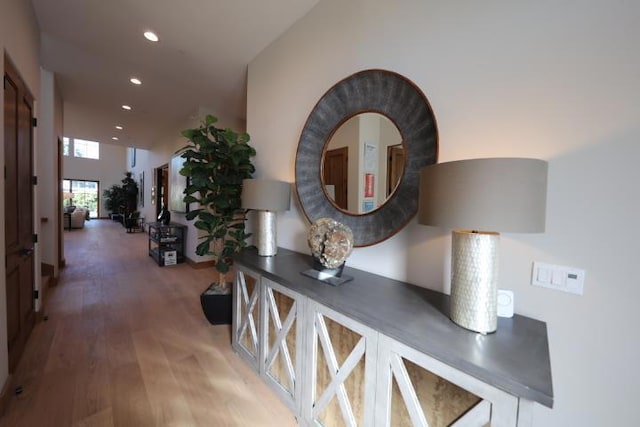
[112,137,119,141]
[122,105,132,111]
[143,31,159,42]
[130,77,142,85]
[115,125,123,130]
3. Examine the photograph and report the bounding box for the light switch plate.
[531,262,585,295]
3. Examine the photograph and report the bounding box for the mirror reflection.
[322,113,404,214]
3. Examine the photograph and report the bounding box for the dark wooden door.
[387,144,405,196]
[4,56,35,372]
[323,147,348,210]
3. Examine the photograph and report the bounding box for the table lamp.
[418,158,548,334]
[241,179,291,256]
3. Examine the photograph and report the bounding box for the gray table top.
[234,247,554,408]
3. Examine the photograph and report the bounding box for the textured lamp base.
[256,210,278,256]
[450,230,499,334]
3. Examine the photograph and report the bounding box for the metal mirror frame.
[295,69,438,247]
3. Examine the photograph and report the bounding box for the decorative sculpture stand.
[301,218,354,286]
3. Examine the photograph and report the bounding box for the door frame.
[58,137,65,268]
[386,144,404,197]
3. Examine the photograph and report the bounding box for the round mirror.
[295,69,438,247]
[322,112,404,214]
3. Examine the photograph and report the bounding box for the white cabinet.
[232,248,552,427]
[233,270,307,416]
[233,274,522,426]
[300,303,523,427]
[301,300,378,427]
[260,277,305,415]
[375,335,519,427]
[232,266,261,371]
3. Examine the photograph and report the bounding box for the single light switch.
[537,267,551,284]
[551,269,565,286]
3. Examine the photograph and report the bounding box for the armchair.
[70,207,87,229]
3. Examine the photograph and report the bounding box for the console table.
[232,247,553,426]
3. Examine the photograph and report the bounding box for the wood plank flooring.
[0,220,297,427]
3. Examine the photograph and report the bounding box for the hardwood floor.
[0,220,297,426]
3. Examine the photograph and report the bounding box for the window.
[63,137,100,159]
[74,138,100,159]
[63,179,99,218]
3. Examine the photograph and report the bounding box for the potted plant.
[121,171,139,214]
[103,172,139,222]
[103,184,125,217]
[179,115,256,323]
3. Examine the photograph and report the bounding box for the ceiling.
[31,0,319,149]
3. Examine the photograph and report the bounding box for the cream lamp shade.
[418,158,547,232]
[241,179,291,256]
[418,158,548,334]
[241,179,291,212]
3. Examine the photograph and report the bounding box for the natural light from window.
[63,179,99,218]
[74,138,100,159]
[63,137,100,159]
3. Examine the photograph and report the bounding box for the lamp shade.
[241,179,291,212]
[418,158,548,232]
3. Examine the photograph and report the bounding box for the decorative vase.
[158,207,171,225]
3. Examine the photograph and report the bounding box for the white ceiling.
[31,0,319,148]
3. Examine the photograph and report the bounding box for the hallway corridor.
[0,220,295,426]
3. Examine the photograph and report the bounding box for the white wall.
[63,142,127,217]
[0,0,42,401]
[377,116,402,205]
[37,68,63,279]
[247,1,640,426]
[357,113,379,213]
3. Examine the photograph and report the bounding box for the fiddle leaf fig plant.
[103,171,138,215]
[179,115,256,289]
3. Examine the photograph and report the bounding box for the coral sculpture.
[307,218,354,269]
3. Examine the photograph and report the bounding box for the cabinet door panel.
[375,335,518,427]
[232,267,261,370]
[261,278,304,414]
[303,301,377,427]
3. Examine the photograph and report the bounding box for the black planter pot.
[200,284,232,325]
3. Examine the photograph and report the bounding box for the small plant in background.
[121,171,138,213]
[180,115,256,290]
[103,184,125,214]
[103,171,138,215]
